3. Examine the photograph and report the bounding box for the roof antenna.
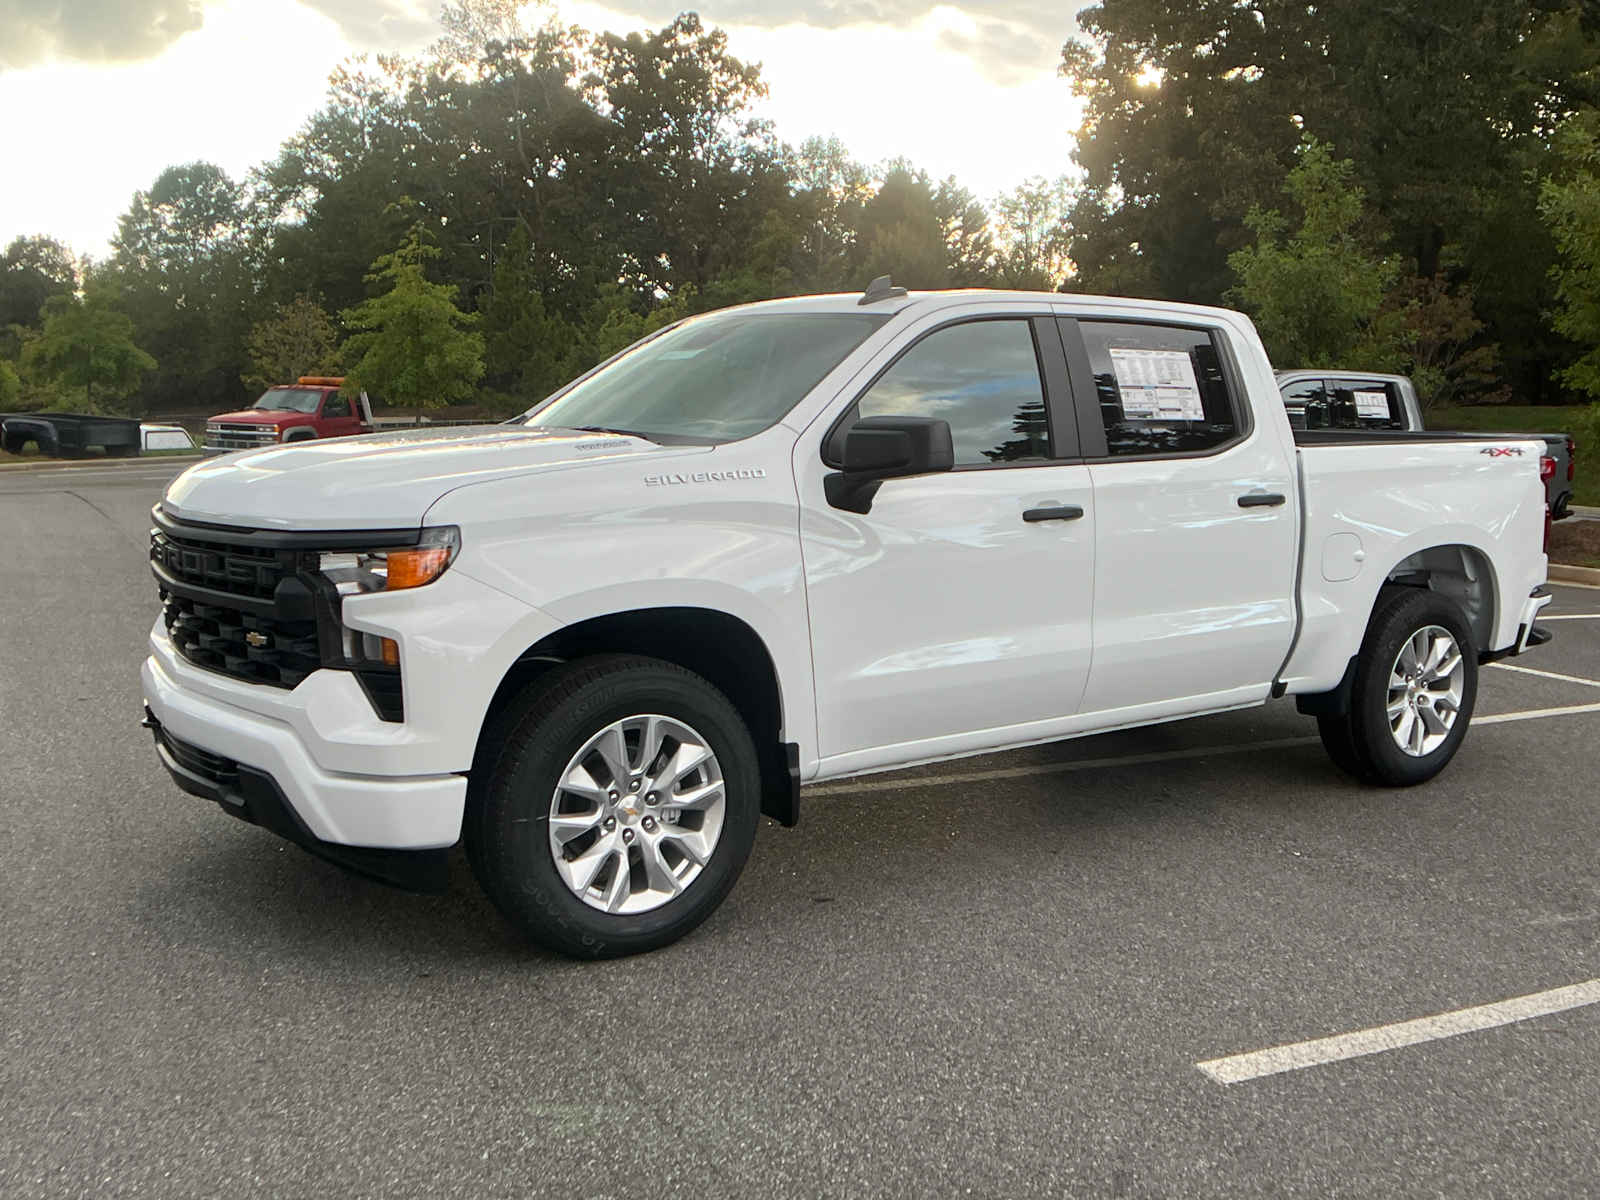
[858,275,908,306]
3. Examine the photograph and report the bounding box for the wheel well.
[479,607,799,825]
[283,428,317,442]
[1385,544,1496,653]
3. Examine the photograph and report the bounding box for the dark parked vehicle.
[1,413,143,459]
[1275,370,1575,519]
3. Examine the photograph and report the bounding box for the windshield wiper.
[574,425,657,442]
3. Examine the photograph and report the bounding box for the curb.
[0,454,202,473]
[1550,564,1600,586]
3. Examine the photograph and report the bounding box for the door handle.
[1237,492,1286,508]
[1023,504,1085,522]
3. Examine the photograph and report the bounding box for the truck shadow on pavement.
[131,720,1371,976]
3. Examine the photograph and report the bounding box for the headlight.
[319,526,460,595]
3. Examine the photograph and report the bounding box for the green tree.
[991,177,1073,290]
[1227,139,1407,370]
[243,295,343,393]
[478,224,578,406]
[0,236,78,329]
[340,227,485,408]
[0,357,20,409]
[852,166,951,289]
[25,291,156,412]
[104,161,258,412]
[1542,112,1600,397]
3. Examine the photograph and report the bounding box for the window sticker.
[1109,347,1205,421]
[1352,389,1390,419]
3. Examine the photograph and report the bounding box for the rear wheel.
[465,655,760,958]
[1317,588,1478,787]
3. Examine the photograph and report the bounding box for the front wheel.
[1317,587,1478,787]
[464,655,761,958]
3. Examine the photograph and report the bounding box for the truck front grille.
[151,529,285,601]
[205,424,278,451]
[163,594,321,688]
[151,514,406,720]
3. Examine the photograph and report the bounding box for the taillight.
[1541,455,1556,483]
[1567,436,1576,481]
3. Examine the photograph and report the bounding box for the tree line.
[3,0,1600,417]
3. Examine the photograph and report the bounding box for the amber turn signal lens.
[380,637,400,666]
[385,546,452,589]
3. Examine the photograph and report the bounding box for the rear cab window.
[1279,376,1405,430]
[1064,320,1245,458]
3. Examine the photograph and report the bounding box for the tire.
[1317,587,1478,787]
[464,655,761,958]
[1553,494,1571,521]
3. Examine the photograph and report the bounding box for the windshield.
[250,388,322,414]
[528,310,889,443]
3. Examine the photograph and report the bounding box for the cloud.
[0,0,205,69]
[933,13,1058,85]
[579,1,1077,85]
[296,0,439,51]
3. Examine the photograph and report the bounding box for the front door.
[1060,317,1299,716]
[318,391,361,436]
[799,310,1097,770]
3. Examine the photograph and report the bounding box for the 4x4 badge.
[1479,446,1525,457]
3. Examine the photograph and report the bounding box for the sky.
[0,0,1086,258]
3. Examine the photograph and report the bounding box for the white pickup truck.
[143,285,1553,957]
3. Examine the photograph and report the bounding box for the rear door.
[1060,316,1298,716]
[799,306,1097,768]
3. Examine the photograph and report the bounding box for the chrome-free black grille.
[163,595,321,688]
[151,510,407,719]
[151,529,287,601]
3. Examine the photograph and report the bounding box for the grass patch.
[1425,406,1581,434]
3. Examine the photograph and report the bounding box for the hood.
[208,409,310,424]
[164,424,695,530]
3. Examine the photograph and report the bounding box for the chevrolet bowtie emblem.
[245,631,269,648]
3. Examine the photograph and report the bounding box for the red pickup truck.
[204,378,372,453]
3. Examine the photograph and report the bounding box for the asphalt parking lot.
[5,459,1600,1199]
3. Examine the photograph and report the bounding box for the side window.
[1329,379,1404,429]
[321,392,350,418]
[1079,322,1241,457]
[1280,378,1328,430]
[854,319,1050,467]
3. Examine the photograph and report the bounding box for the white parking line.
[1198,978,1600,1085]
[1490,662,1600,689]
[1476,702,1600,724]
[1538,613,1600,620]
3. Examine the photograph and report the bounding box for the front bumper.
[142,649,466,852]
[146,711,450,892]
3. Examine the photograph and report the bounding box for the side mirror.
[824,415,955,514]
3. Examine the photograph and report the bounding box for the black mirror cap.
[845,416,954,476]
[825,416,955,513]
